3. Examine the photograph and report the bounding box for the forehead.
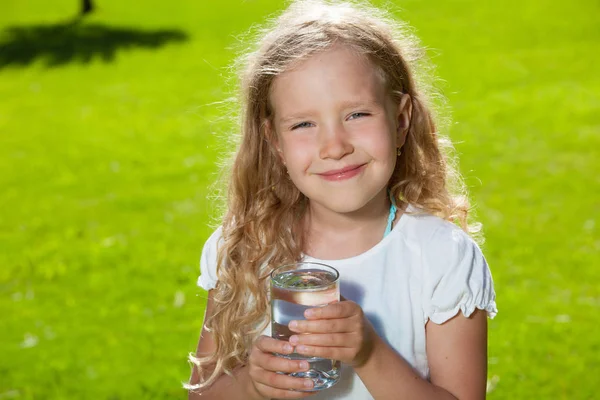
[269,45,387,119]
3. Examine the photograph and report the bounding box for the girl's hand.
[247,335,316,399]
[288,300,376,367]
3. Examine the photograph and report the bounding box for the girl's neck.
[302,189,393,260]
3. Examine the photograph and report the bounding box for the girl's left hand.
[287,299,376,367]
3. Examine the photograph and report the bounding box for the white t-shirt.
[197,209,497,400]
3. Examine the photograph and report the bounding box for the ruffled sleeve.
[422,223,497,324]
[196,226,223,291]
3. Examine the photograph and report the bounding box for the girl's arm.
[188,364,258,400]
[187,292,261,400]
[354,309,488,400]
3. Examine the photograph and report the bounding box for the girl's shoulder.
[401,206,485,274]
[400,205,475,249]
[197,226,224,291]
[400,207,497,323]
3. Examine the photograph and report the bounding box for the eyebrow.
[277,99,382,125]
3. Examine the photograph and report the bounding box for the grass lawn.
[1,0,598,398]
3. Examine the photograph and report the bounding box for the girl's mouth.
[318,164,366,181]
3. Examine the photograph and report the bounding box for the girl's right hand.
[247,335,316,399]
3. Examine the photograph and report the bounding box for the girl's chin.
[307,195,384,215]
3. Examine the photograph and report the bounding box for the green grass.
[1,0,598,398]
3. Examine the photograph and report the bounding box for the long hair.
[187,0,480,390]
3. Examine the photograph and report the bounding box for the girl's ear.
[396,93,413,146]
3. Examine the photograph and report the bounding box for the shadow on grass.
[0,19,188,69]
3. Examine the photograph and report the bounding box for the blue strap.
[383,193,397,238]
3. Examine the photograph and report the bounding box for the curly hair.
[187,0,480,391]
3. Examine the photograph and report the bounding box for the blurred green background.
[1,0,598,399]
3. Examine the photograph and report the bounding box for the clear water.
[271,269,338,291]
[275,350,341,391]
[271,269,340,391]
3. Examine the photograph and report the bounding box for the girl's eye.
[291,121,313,130]
[348,112,369,120]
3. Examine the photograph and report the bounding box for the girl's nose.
[318,123,354,160]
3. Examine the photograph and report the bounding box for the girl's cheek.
[289,136,317,151]
[285,142,316,163]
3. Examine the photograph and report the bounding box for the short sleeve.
[196,227,223,291]
[422,223,497,324]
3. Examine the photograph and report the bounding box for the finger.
[289,332,357,347]
[295,344,354,360]
[304,301,357,320]
[253,351,312,374]
[289,317,355,333]
[254,382,314,399]
[255,335,294,355]
[253,370,315,392]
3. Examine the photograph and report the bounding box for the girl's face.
[269,44,410,215]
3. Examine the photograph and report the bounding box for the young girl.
[187,1,497,399]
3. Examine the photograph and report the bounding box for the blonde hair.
[188,0,480,391]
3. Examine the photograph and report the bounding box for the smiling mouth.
[318,164,367,181]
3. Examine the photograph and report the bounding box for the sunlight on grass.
[1,0,598,398]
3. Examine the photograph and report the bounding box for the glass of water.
[270,262,341,391]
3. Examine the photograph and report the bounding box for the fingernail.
[283,343,293,352]
[297,345,307,353]
[299,361,309,369]
[289,320,298,329]
[289,335,298,345]
[304,309,314,318]
[304,379,313,388]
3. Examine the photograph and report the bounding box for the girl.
[187,1,497,399]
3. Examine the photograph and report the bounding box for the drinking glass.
[270,262,341,391]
